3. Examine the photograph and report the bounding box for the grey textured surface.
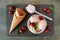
[0,0,60,40]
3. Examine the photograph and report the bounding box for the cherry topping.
[9,6,14,10]
[39,16,44,20]
[30,22,35,27]
[8,11,13,15]
[43,7,47,12]
[46,9,51,14]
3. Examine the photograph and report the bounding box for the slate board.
[6,4,54,37]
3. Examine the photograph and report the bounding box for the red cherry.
[9,6,14,10]
[39,16,44,20]
[30,23,35,27]
[8,11,13,15]
[21,26,27,31]
[19,29,23,33]
[46,9,51,14]
[43,7,47,12]
[45,29,49,34]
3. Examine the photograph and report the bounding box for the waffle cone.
[9,8,26,33]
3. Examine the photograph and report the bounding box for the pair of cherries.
[45,25,51,34]
[43,7,51,14]
[19,26,27,33]
[8,6,15,15]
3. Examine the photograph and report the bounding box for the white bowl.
[27,14,47,34]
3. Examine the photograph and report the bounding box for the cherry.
[45,29,49,34]
[30,22,35,27]
[19,26,27,33]
[8,11,13,15]
[39,16,44,20]
[9,6,14,10]
[43,7,47,12]
[21,26,27,31]
[46,9,51,14]
[19,29,24,33]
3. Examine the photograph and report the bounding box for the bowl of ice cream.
[27,14,47,34]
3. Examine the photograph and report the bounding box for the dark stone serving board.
[6,4,54,37]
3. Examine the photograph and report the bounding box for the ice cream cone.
[9,8,26,33]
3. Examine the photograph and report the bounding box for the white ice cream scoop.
[26,4,53,21]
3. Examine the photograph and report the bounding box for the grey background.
[0,0,60,40]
